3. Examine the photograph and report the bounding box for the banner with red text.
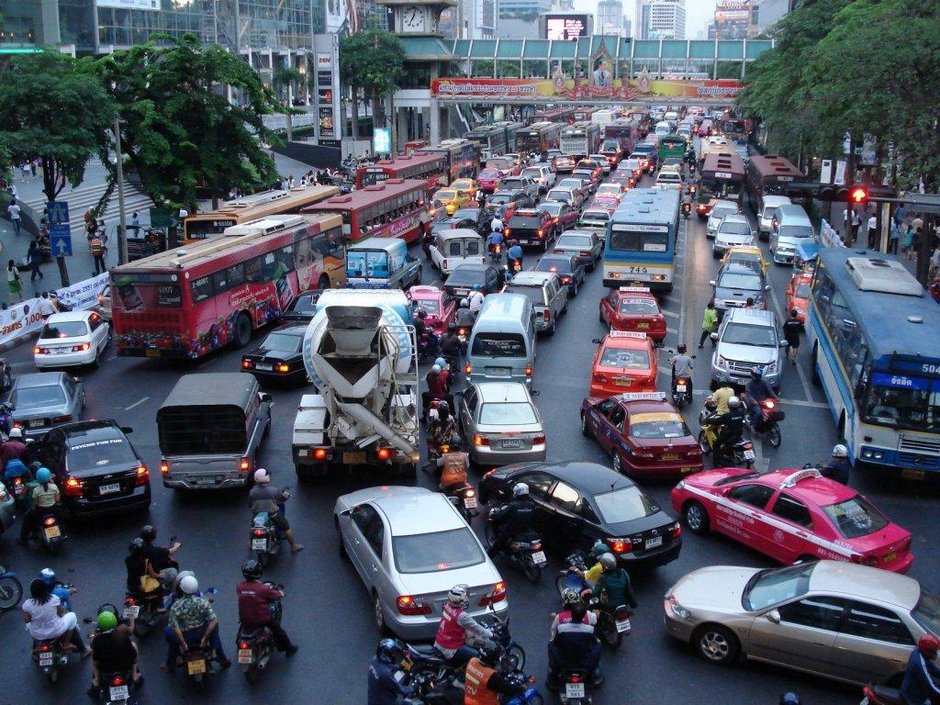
[430,76,743,102]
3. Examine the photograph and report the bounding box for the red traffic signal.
[850,187,869,205]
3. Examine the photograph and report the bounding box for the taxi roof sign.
[609,330,648,339]
[618,286,651,293]
[780,468,822,488]
[616,392,667,402]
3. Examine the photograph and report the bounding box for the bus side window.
[245,255,265,283]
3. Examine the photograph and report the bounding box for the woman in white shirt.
[22,578,90,656]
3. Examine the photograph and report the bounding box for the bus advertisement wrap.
[430,78,743,102]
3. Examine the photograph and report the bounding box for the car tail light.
[70,342,91,352]
[34,346,47,355]
[64,476,83,497]
[479,581,507,606]
[442,258,447,270]
[160,458,169,476]
[532,435,546,445]
[851,554,878,567]
[240,457,251,473]
[396,595,432,615]
[593,374,609,384]
[377,447,392,461]
[543,310,550,322]
[51,415,72,423]
[671,522,682,539]
[465,363,473,375]
[252,528,266,538]
[241,359,253,369]
[276,363,290,374]
[474,434,489,447]
[135,464,149,485]
[525,364,533,377]
[579,250,590,257]
[607,538,632,554]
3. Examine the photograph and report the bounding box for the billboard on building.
[430,77,744,102]
[96,0,160,9]
[545,14,590,40]
[326,0,359,33]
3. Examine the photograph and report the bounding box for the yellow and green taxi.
[431,187,471,217]
[720,244,768,275]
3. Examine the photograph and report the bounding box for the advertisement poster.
[318,88,334,104]
[97,0,159,9]
[545,14,589,40]
[317,70,332,88]
[430,76,744,102]
[319,108,335,138]
[325,0,359,33]
[0,273,108,348]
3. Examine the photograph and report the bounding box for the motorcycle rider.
[487,483,538,559]
[426,401,460,467]
[568,541,611,596]
[422,365,453,424]
[468,287,486,314]
[22,577,90,656]
[671,343,694,398]
[17,467,64,546]
[547,599,602,689]
[486,228,504,261]
[819,444,851,485]
[489,213,503,236]
[592,553,638,613]
[440,324,464,370]
[1,426,27,466]
[248,468,304,553]
[708,396,748,462]
[125,537,162,597]
[707,384,735,416]
[900,634,940,705]
[550,588,597,639]
[465,645,527,705]
[0,400,13,436]
[368,638,415,705]
[162,574,230,672]
[235,560,299,657]
[415,310,438,357]
[433,584,496,666]
[455,299,476,329]
[140,525,181,589]
[506,239,523,272]
[89,607,141,696]
[744,366,776,420]
[38,568,73,611]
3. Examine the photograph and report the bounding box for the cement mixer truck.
[292,289,421,479]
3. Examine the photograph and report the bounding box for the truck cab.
[346,237,422,290]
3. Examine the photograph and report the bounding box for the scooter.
[0,564,23,612]
[745,396,784,449]
[485,518,547,584]
[32,635,71,682]
[681,202,691,219]
[93,672,137,705]
[35,513,68,555]
[488,241,503,264]
[698,401,755,468]
[590,599,632,649]
[236,581,283,683]
[124,586,166,638]
[249,510,283,568]
[859,684,904,705]
[558,668,594,705]
[672,376,692,408]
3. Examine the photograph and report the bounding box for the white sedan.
[34,310,111,369]
[335,485,508,640]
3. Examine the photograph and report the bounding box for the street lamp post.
[114,116,128,265]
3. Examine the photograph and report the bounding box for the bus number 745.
[627,266,649,274]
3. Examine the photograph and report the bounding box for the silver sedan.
[334,486,508,640]
[456,382,546,470]
[8,372,85,438]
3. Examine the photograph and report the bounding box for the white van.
[428,228,485,276]
[757,195,791,239]
[466,293,536,387]
[654,121,672,138]
[769,204,815,265]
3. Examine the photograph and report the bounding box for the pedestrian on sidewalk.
[30,159,38,180]
[27,240,44,284]
[36,293,57,320]
[89,232,108,276]
[6,200,21,237]
[888,222,900,255]
[698,301,718,349]
[783,309,801,363]
[6,260,22,304]
[867,213,878,250]
[20,162,31,183]
[851,211,861,245]
[902,222,915,259]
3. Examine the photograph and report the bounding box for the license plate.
[902,468,925,480]
[252,538,268,551]
[565,682,586,699]
[615,377,633,386]
[645,535,663,549]
[44,525,61,539]
[675,384,687,392]
[28,419,44,428]
[109,685,129,700]
[344,451,366,464]
[255,363,273,371]
[187,658,206,675]
[636,322,649,329]
[616,618,632,633]
[145,349,160,358]
[489,367,511,377]
[39,653,53,666]
[237,648,253,664]
[743,449,756,461]
[531,550,547,565]
[123,605,139,619]
[501,438,522,449]
[99,482,121,495]
[680,467,694,474]
[463,496,478,509]
[883,552,896,563]
[662,454,678,461]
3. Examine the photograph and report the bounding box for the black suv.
[505,209,556,251]
[28,420,150,516]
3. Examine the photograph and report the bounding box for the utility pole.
[844,133,856,246]
[114,116,128,265]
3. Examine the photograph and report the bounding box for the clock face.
[402,5,426,31]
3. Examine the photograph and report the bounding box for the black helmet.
[128,537,144,555]
[677,343,687,354]
[241,560,263,581]
[376,638,403,665]
[477,644,503,667]
[140,525,157,542]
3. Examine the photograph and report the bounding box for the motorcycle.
[34,513,67,555]
[508,257,523,274]
[124,585,167,638]
[0,564,23,612]
[484,517,547,584]
[681,202,691,219]
[184,643,214,689]
[859,684,904,705]
[558,668,594,705]
[488,241,503,264]
[250,510,283,567]
[236,581,283,683]
[589,599,632,650]
[672,376,692,408]
[456,325,470,347]
[745,396,784,449]
[698,403,755,469]
[93,672,137,705]
[418,331,440,362]
[8,474,30,512]
[555,551,591,598]
[32,635,71,682]
[436,451,478,522]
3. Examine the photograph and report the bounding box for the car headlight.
[667,594,692,620]
[715,355,729,370]
[764,360,777,375]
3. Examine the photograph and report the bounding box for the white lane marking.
[766,275,813,402]
[677,220,688,345]
[662,309,680,319]
[124,396,149,411]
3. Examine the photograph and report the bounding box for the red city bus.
[530,107,576,125]
[746,154,802,215]
[110,213,345,359]
[515,121,562,154]
[572,106,600,123]
[426,139,481,183]
[697,153,746,218]
[404,140,429,155]
[355,152,448,191]
[302,178,429,245]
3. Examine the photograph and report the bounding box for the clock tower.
[379,0,457,36]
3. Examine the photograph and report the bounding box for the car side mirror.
[260,392,273,403]
[779,340,790,348]
[710,333,719,341]
[764,285,772,291]
[531,390,540,396]
[708,280,716,287]
[764,609,781,625]
[120,426,134,434]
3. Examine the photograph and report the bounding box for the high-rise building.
[707,0,753,40]
[752,0,789,34]
[645,0,685,40]
[596,0,625,36]
[498,0,552,38]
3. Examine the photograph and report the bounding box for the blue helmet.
[36,467,52,483]
[39,568,56,586]
[434,357,446,369]
[751,366,764,380]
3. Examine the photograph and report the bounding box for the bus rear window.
[610,229,668,252]
[471,333,526,358]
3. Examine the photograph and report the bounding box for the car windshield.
[630,414,689,439]
[717,272,762,291]
[413,299,441,316]
[719,221,752,236]
[557,236,592,249]
[453,208,479,220]
[619,298,658,315]
[573,171,593,180]
[711,207,737,224]
[795,282,811,298]
[581,212,609,223]
[488,195,511,205]
[479,402,537,425]
[779,226,814,240]
[66,434,138,474]
[742,563,814,611]
[821,495,889,539]
[504,285,545,306]
[436,190,457,201]
[912,589,940,636]
[287,293,319,316]
[509,216,542,230]
[347,251,389,278]
[13,384,67,409]
[597,187,620,197]
[559,180,583,190]
[599,348,649,369]
[862,379,940,431]
[470,333,525,357]
[721,322,776,347]
[261,332,302,352]
[547,192,571,204]
[538,203,562,216]
[39,321,88,339]
[521,169,542,179]
[593,485,659,524]
[393,528,484,574]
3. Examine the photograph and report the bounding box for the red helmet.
[918,634,940,657]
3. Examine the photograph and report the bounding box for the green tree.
[94,33,284,211]
[0,52,115,204]
[273,66,304,103]
[340,30,406,140]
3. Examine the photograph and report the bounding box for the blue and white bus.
[807,248,940,480]
[603,188,681,293]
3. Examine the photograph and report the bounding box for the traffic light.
[817,185,850,202]
[850,187,868,205]
[816,184,895,203]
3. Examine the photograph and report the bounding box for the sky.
[572,0,719,39]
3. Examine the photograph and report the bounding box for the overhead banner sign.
[430,77,743,102]
[96,0,160,9]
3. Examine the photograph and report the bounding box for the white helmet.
[512,482,530,498]
[8,427,22,439]
[430,364,442,375]
[253,468,270,484]
[831,444,848,458]
[447,584,469,607]
[179,575,199,595]
[728,395,742,409]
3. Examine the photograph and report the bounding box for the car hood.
[714,286,762,300]
[716,343,777,364]
[670,565,761,610]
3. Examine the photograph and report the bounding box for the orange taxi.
[598,287,667,344]
[588,330,657,398]
[786,271,813,325]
